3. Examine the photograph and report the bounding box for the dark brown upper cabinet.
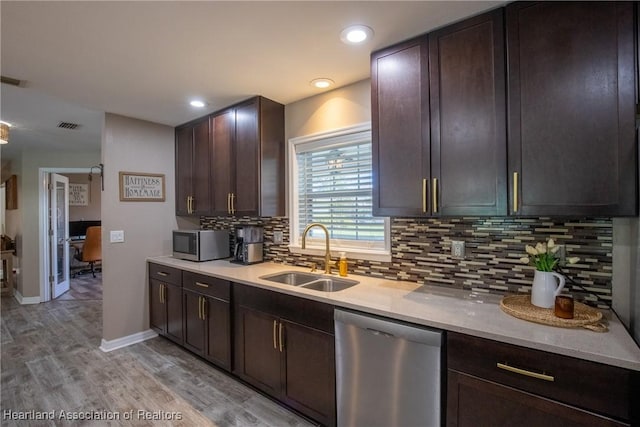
[372,37,430,217]
[176,96,284,217]
[175,118,212,216]
[373,9,507,217]
[429,9,507,216]
[507,1,637,216]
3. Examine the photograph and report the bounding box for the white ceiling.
[0,1,503,162]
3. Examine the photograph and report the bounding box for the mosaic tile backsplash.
[201,216,613,307]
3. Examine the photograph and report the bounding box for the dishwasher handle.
[335,309,442,346]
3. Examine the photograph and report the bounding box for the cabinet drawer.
[234,283,334,334]
[447,332,632,422]
[183,271,230,301]
[148,263,182,286]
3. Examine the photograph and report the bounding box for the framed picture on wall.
[69,183,89,206]
[118,172,165,202]
[5,175,17,210]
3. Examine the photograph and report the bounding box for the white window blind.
[293,127,387,252]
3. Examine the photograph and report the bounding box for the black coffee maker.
[232,226,264,264]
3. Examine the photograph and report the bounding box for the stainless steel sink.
[259,271,358,292]
[259,271,322,286]
[300,277,359,292]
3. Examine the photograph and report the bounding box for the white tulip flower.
[519,257,530,264]
[550,245,560,254]
[535,242,547,254]
[567,257,580,264]
[525,245,538,256]
[547,238,556,248]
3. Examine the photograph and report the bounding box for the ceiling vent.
[57,121,80,130]
[1,75,22,87]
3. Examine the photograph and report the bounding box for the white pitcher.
[531,270,566,308]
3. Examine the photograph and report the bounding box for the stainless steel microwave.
[172,229,229,262]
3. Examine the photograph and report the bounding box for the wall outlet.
[273,231,284,244]
[110,230,125,243]
[451,240,465,258]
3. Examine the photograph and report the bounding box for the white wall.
[101,113,176,341]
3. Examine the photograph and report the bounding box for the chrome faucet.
[301,223,333,274]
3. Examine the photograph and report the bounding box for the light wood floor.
[0,296,316,427]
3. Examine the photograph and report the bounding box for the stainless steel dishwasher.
[334,309,442,427]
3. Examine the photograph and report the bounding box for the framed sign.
[119,172,165,202]
[69,183,89,206]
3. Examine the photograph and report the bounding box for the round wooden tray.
[500,295,607,332]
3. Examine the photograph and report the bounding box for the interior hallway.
[0,296,315,427]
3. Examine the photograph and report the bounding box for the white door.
[49,173,70,298]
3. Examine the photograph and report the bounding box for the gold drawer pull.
[432,178,438,213]
[198,296,202,319]
[497,362,554,382]
[273,320,278,350]
[512,172,519,213]
[422,178,427,213]
[157,272,168,277]
[195,282,209,288]
[279,322,284,352]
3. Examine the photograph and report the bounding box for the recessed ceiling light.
[340,25,374,45]
[310,78,335,89]
[190,100,206,108]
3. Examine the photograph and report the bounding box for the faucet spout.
[301,223,333,274]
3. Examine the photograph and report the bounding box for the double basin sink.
[259,271,359,292]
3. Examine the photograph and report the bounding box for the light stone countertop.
[148,256,640,371]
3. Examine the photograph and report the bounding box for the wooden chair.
[73,226,102,278]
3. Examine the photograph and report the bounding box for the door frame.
[38,167,92,302]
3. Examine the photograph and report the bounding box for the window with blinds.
[290,125,389,253]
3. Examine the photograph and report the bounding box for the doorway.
[39,167,102,302]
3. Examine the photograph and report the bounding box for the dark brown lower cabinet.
[149,279,183,344]
[182,272,231,370]
[447,371,628,427]
[234,284,336,426]
[446,332,635,427]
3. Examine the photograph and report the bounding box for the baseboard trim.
[14,290,41,305]
[99,329,158,353]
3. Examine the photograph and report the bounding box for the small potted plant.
[519,238,579,308]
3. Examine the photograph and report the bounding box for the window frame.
[288,122,391,262]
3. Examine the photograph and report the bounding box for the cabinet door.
[372,37,430,216]
[164,283,183,344]
[175,126,193,215]
[507,2,636,216]
[204,296,230,370]
[191,118,212,215]
[281,319,336,427]
[149,279,166,334]
[183,290,205,355]
[234,305,281,396]
[429,9,507,216]
[211,110,235,216]
[234,100,260,216]
[447,371,629,427]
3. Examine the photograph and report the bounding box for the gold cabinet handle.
[195,282,209,288]
[422,178,427,213]
[157,271,168,277]
[231,193,236,215]
[227,193,231,215]
[198,296,202,320]
[160,284,165,304]
[159,284,163,304]
[278,322,284,353]
[202,297,207,320]
[497,362,554,382]
[513,172,519,213]
[432,178,438,214]
[273,320,278,350]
